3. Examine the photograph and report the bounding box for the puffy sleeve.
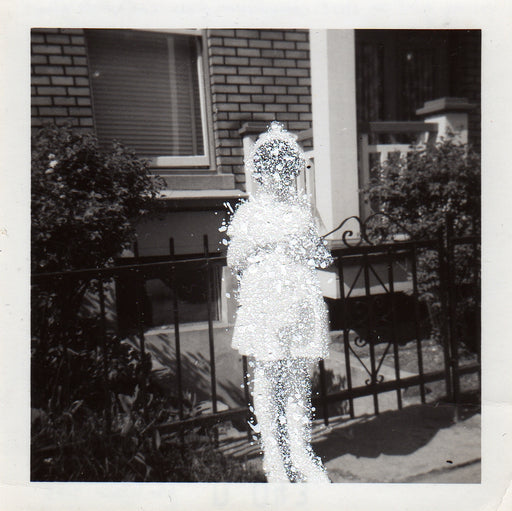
[226,196,333,272]
[226,201,255,273]
[301,205,333,269]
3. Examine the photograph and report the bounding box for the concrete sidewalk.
[317,403,481,483]
[138,326,481,483]
[219,402,481,483]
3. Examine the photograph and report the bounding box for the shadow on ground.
[126,332,247,411]
[125,327,481,482]
[312,402,479,463]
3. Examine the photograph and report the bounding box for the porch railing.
[359,121,439,219]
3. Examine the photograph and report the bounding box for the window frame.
[87,28,211,169]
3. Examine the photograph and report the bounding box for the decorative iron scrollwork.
[347,335,387,386]
[321,212,413,248]
[346,331,396,387]
[354,336,367,348]
[365,374,385,386]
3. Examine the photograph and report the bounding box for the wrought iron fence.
[31,218,480,443]
[31,235,252,445]
[315,213,481,423]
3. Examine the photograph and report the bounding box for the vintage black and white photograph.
[2,1,512,510]
[29,26,482,483]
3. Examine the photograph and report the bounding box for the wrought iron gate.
[312,214,481,424]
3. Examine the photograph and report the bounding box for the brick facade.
[31,29,94,130]
[30,28,481,258]
[31,28,313,191]
[207,29,312,187]
[30,28,480,191]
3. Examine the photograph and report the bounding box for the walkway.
[219,402,481,483]
[133,324,481,483]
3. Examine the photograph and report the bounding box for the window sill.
[158,173,236,190]
[150,155,210,167]
[145,320,231,335]
[157,189,246,200]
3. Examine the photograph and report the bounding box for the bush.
[31,124,162,273]
[31,389,265,482]
[30,316,147,411]
[31,124,163,410]
[362,138,481,350]
[31,124,164,358]
[363,138,480,238]
[31,125,172,480]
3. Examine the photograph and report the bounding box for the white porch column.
[310,29,359,238]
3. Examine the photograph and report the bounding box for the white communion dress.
[227,190,332,362]
[226,121,332,483]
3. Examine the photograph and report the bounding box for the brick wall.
[31,28,94,130]
[31,28,314,189]
[207,29,312,187]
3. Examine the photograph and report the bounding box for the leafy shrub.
[31,124,164,375]
[31,125,178,480]
[362,138,481,350]
[32,124,162,273]
[31,124,162,409]
[30,315,148,411]
[31,390,265,482]
[363,138,480,239]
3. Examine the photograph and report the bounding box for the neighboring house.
[31,28,481,327]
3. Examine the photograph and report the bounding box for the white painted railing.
[358,121,438,219]
[296,128,316,207]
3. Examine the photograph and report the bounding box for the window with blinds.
[86,30,208,167]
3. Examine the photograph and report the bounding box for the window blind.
[86,30,204,158]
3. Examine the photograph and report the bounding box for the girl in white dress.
[227,122,332,483]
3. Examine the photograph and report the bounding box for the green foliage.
[31,123,162,418]
[31,389,265,482]
[363,138,480,238]
[31,124,162,414]
[31,124,162,273]
[363,138,481,349]
[30,313,148,411]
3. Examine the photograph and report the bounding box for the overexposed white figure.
[226,122,332,483]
